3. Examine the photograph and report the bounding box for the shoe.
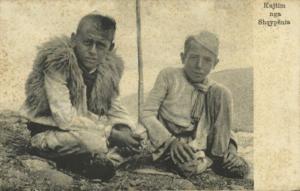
[176,155,213,178]
[55,153,116,181]
[211,155,249,179]
[81,153,116,181]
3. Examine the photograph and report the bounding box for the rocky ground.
[0,110,253,190]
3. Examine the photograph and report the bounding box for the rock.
[229,184,246,190]
[33,169,73,189]
[172,178,197,190]
[20,157,73,189]
[21,158,56,171]
[134,168,178,177]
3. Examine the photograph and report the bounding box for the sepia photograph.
[0,0,298,190]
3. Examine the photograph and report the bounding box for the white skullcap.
[190,31,219,56]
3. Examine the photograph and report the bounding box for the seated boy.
[20,13,142,180]
[141,31,249,178]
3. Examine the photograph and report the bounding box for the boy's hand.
[109,124,143,154]
[170,139,196,164]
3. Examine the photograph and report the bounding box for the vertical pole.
[136,0,144,123]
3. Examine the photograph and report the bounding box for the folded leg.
[29,129,127,180]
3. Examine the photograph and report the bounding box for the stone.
[21,158,56,171]
[34,169,73,189]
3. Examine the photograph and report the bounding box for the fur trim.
[25,36,124,117]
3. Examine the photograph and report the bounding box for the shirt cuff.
[104,124,113,138]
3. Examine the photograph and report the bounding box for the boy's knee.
[209,84,233,108]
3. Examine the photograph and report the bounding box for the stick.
[136,0,144,123]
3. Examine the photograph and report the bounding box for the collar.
[88,68,97,74]
[192,78,210,93]
[78,61,98,75]
[183,69,213,93]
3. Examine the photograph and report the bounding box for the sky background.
[0,0,253,110]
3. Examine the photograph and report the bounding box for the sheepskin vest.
[25,36,124,117]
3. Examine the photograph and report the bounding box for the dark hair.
[76,14,116,40]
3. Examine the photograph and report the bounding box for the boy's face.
[72,20,114,72]
[181,42,218,83]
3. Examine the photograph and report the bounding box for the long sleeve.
[142,70,174,150]
[106,96,136,133]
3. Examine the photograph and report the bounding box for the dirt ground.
[0,110,253,190]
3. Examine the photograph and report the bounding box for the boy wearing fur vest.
[142,31,249,179]
[20,13,142,180]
